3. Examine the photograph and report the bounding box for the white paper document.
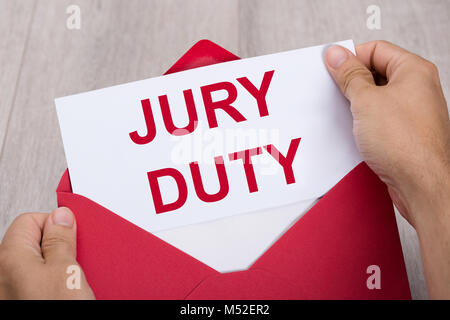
[56,40,362,271]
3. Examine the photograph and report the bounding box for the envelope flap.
[57,169,72,193]
[250,162,411,299]
[164,39,239,75]
[185,269,301,300]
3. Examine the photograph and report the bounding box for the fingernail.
[52,207,74,227]
[326,46,348,69]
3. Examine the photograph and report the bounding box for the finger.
[1,212,49,260]
[355,40,418,81]
[41,207,77,265]
[325,45,375,101]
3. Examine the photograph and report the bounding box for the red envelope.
[56,40,411,300]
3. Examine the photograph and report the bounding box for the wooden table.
[1,0,449,299]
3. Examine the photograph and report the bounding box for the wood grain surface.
[1,0,449,299]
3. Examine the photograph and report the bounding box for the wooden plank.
[0,0,36,155]
[1,0,448,299]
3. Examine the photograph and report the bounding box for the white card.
[56,40,361,234]
[155,198,317,272]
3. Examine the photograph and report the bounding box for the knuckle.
[14,212,34,223]
[341,67,369,94]
[409,56,439,78]
[424,60,439,76]
[350,86,378,112]
[42,235,71,253]
[352,85,372,102]
[401,52,419,65]
[374,40,391,48]
[11,212,45,227]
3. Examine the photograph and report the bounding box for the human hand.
[0,207,94,299]
[325,40,450,299]
[325,40,450,227]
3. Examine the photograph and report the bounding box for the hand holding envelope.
[55,40,411,299]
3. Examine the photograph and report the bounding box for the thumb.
[41,207,77,264]
[325,45,375,101]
